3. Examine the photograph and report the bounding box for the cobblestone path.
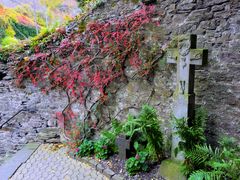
[10,144,108,180]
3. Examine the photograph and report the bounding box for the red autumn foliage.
[14,5,162,141]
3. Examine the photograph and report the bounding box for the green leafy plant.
[94,137,114,160]
[188,170,223,180]
[185,141,240,180]
[122,105,164,161]
[125,150,149,176]
[174,107,207,154]
[101,119,123,143]
[76,139,94,157]
[174,107,240,179]
[219,136,240,152]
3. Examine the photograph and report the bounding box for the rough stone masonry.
[0,62,67,165]
[86,0,240,145]
[157,0,240,144]
[0,0,239,165]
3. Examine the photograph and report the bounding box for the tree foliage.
[39,0,64,9]
[0,5,39,47]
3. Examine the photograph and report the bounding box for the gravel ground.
[98,154,165,180]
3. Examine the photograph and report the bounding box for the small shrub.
[125,151,149,176]
[174,106,207,154]
[219,136,240,151]
[76,139,94,157]
[185,141,240,180]
[100,119,123,153]
[94,138,114,160]
[122,105,164,161]
[174,106,240,180]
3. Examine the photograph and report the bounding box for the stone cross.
[167,34,207,160]
[115,134,131,160]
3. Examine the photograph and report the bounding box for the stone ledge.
[96,164,104,173]
[112,174,124,180]
[103,168,115,178]
[73,155,124,180]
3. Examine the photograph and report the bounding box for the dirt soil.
[99,154,165,180]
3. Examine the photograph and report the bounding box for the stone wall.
[155,0,240,144]
[0,62,67,165]
[87,0,240,144]
[0,0,239,164]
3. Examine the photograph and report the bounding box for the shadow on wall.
[205,114,218,148]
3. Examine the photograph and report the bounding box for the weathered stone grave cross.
[116,134,131,160]
[167,34,207,160]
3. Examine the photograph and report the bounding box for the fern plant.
[188,170,223,180]
[76,139,94,157]
[185,139,240,180]
[175,107,240,179]
[101,119,123,142]
[94,137,115,160]
[183,145,221,176]
[122,105,164,161]
[174,106,207,153]
[100,119,123,153]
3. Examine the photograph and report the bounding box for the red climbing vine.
[14,4,163,142]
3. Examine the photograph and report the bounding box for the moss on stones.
[159,159,186,180]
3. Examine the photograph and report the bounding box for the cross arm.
[166,48,179,64]
[190,49,208,66]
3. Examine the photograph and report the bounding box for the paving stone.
[9,144,107,180]
[76,175,86,180]
[63,174,71,180]
[14,173,24,180]
[51,177,59,180]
